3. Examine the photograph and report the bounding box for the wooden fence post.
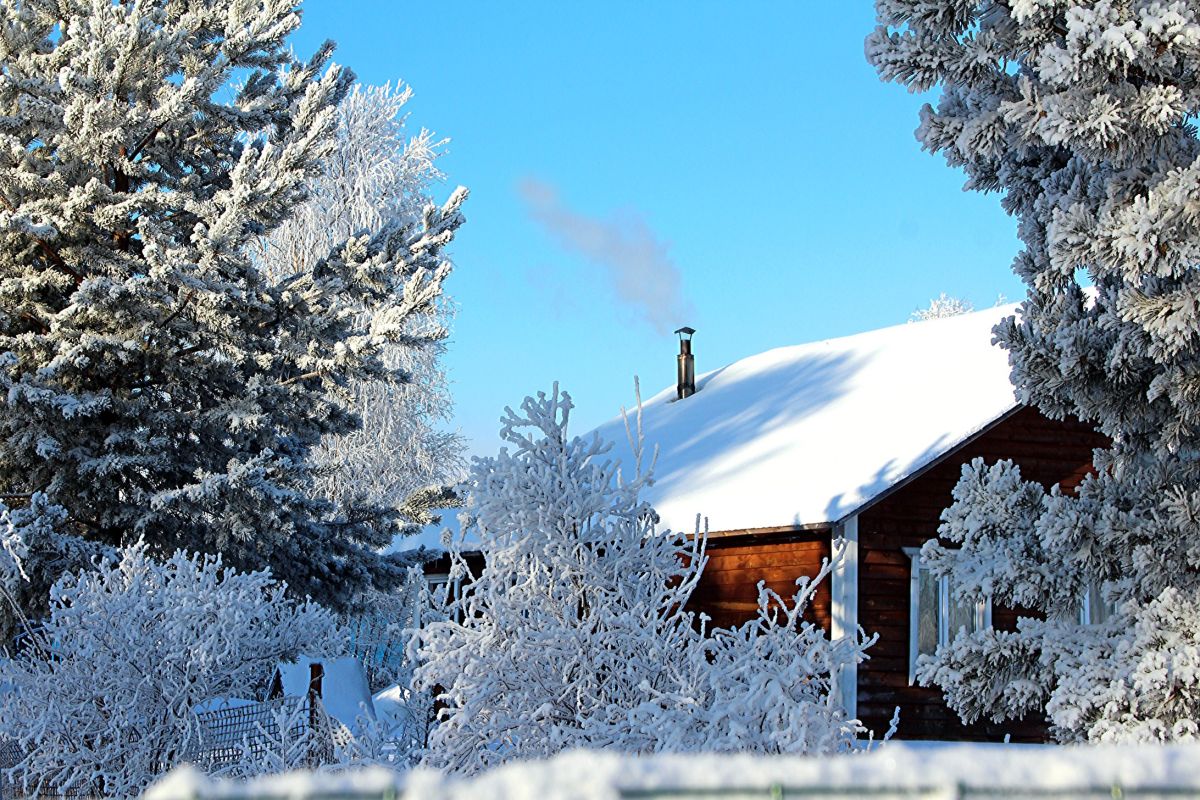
[307,661,325,766]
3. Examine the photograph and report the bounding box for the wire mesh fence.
[0,736,98,799]
[0,737,22,800]
[188,695,336,777]
[188,695,318,772]
[0,694,336,799]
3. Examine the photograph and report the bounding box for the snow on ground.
[371,684,413,735]
[146,742,1200,799]
[591,304,1020,534]
[146,764,402,800]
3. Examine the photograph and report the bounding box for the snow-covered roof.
[591,304,1021,534]
[275,656,375,732]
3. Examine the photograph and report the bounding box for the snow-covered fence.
[343,611,408,692]
[0,736,96,798]
[186,694,339,776]
[145,744,1200,800]
[0,737,21,799]
[0,698,333,798]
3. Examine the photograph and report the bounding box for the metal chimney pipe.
[675,327,696,399]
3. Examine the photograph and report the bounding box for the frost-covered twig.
[415,386,877,773]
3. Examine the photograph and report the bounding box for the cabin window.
[905,548,991,684]
[426,572,451,592]
[1079,582,1116,625]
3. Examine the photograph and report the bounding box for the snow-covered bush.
[415,386,875,773]
[917,457,1200,741]
[909,293,973,322]
[0,542,344,797]
[0,0,467,613]
[342,566,444,767]
[691,566,882,753]
[869,2,1200,741]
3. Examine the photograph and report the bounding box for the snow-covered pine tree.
[868,2,1200,741]
[258,83,465,528]
[415,385,874,773]
[0,0,466,618]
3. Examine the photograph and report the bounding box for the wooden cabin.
[591,304,1108,742]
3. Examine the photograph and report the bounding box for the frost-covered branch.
[415,386,876,773]
[870,0,1200,740]
[0,542,344,796]
[257,82,465,533]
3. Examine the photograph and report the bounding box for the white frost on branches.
[0,543,344,797]
[0,0,468,611]
[415,385,875,773]
[259,84,465,522]
[869,1,1200,741]
[909,293,974,321]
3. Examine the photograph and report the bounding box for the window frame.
[426,572,465,622]
[904,547,991,684]
[1079,580,1116,626]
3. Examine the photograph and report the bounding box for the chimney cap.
[674,326,696,338]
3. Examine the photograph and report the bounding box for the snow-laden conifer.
[869,1,1200,740]
[0,493,104,642]
[0,1,467,614]
[415,386,875,773]
[0,542,343,796]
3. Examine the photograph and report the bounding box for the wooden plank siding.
[855,406,1107,741]
[688,531,832,632]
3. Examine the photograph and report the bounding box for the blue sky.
[291,2,1026,456]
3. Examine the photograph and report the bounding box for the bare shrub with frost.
[0,543,343,797]
[415,385,877,773]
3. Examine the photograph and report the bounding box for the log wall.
[420,407,1105,744]
[855,406,1107,741]
[688,530,832,632]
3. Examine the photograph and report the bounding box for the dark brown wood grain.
[688,530,832,631]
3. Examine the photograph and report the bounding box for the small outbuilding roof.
[591,304,1021,535]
